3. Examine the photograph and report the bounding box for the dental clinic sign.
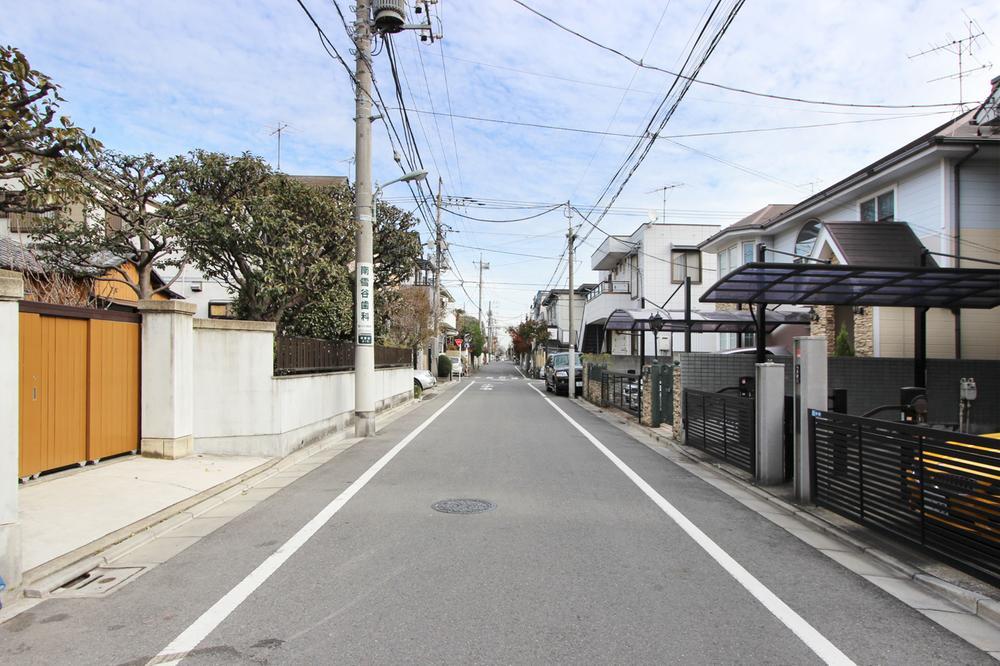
[356,261,374,345]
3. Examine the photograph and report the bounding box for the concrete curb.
[572,398,1000,631]
[18,392,428,600]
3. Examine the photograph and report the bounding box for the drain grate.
[431,499,496,514]
[54,566,145,597]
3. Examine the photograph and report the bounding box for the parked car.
[413,369,437,391]
[544,352,583,396]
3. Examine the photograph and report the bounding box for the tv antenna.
[908,15,992,108]
[268,123,291,172]
[646,183,684,222]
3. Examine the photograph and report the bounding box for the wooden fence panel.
[19,306,141,478]
[87,319,140,461]
[19,312,43,478]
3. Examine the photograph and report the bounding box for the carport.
[699,251,1000,388]
[604,308,809,361]
[698,248,1000,585]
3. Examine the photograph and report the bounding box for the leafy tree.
[509,318,550,368]
[833,324,854,357]
[372,198,423,340]
[32,151,184,299]
[172,151,355,327]
[1,45,100,213]
[384,285,434,353]
[458,315,486,359]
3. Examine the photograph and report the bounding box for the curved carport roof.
[605,308,809,333]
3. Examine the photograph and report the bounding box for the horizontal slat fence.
[810,410,1000,586]
[274,336,412,375]
[683,388,755,473]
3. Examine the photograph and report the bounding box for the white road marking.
[481,385,494,391]
[526,382,855,666]
[147,381,477,666]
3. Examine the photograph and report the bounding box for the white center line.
[147,381,477,666]
[527,382,855,666]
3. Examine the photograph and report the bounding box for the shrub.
[437,353,452,378]
[833,324,854,357]
[413,381,423,399]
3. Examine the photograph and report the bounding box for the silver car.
[413,369,437,391]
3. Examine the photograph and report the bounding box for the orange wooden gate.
[19,303,140,479]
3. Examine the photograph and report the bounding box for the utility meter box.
[960,377,978,402]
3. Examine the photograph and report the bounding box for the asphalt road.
[1,360,992,664]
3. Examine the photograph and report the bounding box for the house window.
[718,244,740,276]
[8,211,50,233]
[742,241,755,265]
[794,219,821,261]
[860,190,894,222]
[672,250,701,284]
[208,301,236,319]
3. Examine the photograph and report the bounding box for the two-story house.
[582,222,720,355]
[699,76,1000,359]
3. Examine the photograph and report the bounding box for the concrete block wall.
[192,319,414,457]
[673,352,794,394]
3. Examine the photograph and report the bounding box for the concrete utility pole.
[475,255,489,339]
[433,177,444,359]
[566,202,576,400]
[487,301,493,361]
[353,0,376,437]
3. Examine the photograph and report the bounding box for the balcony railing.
[586,280,631,301]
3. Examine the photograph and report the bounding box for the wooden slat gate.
[19,302,141,479]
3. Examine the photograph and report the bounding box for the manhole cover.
[431,499,496,514]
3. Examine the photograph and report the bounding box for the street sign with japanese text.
[356,262,374,345]
[454,337,463,347]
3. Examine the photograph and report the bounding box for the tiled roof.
[822,222,937,268]
[0,237,45,272]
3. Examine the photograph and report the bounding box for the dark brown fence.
[810,409,1000,586]
[683,388,755,474]
[375,345,413,369]
[274,336,412,376]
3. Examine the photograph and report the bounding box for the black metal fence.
[810,409,1000,586]
[274,336,412,376]
[683,388,755,474]
[604,371,641,416]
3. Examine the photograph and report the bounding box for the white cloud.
[3,0,997,322]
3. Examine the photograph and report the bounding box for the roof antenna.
[908,14,992,110]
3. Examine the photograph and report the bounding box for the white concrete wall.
[192,319,413,457]
[0,271,23,596]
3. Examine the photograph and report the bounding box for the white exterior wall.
[192,320,413,457]
[160,264,233,319]
[0,271,23,596]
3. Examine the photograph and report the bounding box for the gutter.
[951,144,981,359]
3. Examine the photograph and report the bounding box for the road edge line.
[147,380,477,665]
[526,382,855,666]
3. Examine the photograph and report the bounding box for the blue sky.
[4,0,999,331]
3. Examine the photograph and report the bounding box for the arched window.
[795,219,821,261]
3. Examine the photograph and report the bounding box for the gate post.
[755,362,784,485]
[0,271,24,598]
[793,336,828,503]
[138,300,197,459]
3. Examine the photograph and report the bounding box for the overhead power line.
[390,107,954,139]
[511,0,964,110]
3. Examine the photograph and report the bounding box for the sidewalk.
[19,454,271,572]
[12,386,451,602]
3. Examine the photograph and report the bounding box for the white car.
[414,369,437,391]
